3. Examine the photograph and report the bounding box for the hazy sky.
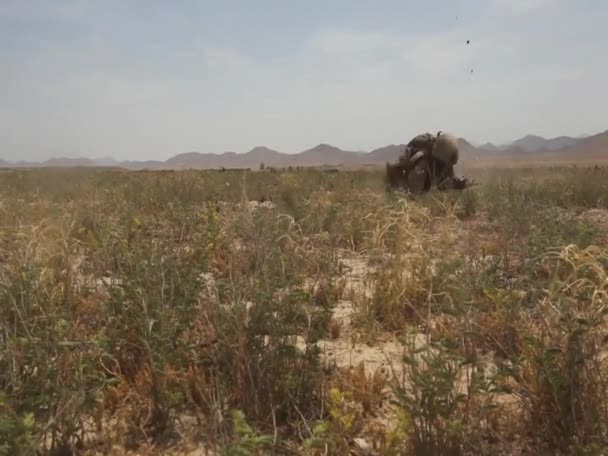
[1,0,607,161]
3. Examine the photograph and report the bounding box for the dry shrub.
[391,333,501,456]
[331,363,388,417]
[328,318,341,340]
[506,245,608,451]
[353,199,448,333]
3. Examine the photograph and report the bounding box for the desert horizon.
[2,128,607,171]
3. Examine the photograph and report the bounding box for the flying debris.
[466,40,470,44]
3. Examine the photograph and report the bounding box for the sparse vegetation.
[1,165,608,454]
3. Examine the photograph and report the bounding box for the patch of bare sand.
[316,331,407,376]
[298,252,428,378]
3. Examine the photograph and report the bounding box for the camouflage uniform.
[406,132,437,156]
[388,131,466,192]
[398,132,437,193]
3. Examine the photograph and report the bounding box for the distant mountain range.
[1,130,607,170]
[467,130,608,160]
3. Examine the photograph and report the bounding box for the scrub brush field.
[1,166,608,455]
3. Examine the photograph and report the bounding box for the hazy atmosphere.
[1,0,607,161]
[3,3,608,455]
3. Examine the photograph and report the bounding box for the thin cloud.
[490,0,562,15]
[0,1,606,161]
[0,0,90,19]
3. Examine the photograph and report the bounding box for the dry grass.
[1,165,608,455]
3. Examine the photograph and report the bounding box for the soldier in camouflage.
[385,131,467,192]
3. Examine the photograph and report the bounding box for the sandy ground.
[297,253,425,380]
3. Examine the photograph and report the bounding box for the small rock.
[248,200,276,210]
[259,200,276,209]
[354,437,373,455]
